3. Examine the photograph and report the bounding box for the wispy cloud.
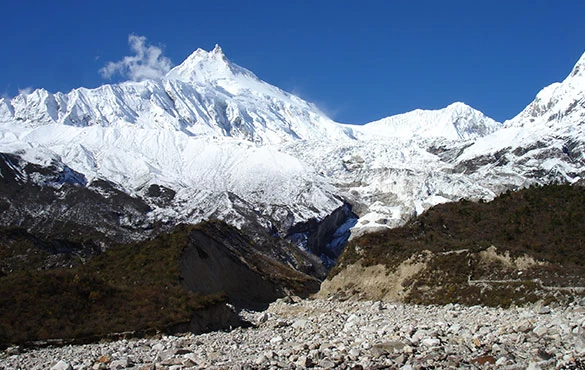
[289,85,341,121]
[100,34,173,82]
[18,87,34,96]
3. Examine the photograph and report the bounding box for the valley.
[0,45,584,367]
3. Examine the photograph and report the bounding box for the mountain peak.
[357,102,501,141]
[186,44,225,58]
[187,44,227,62]
[165,44,249,85]
[445,101,473,112]
[211,44,225,56]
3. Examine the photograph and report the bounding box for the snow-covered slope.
[0,122,343,239]
[0,45,353,245]
[349,102,501,140]
[505,51,585,129]
[0,45,350,145]
[454,51,585,192]
[285,51,585,234]
[0,45,584,254]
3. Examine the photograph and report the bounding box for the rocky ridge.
[1,298,584,369]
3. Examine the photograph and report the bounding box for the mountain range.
[0,45,584,263]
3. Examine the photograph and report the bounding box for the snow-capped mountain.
[348,102,500,141]
[285,51,585,234]
[0,45,350,144]
[0,45,583,258]
[454,51,585,194]
[0,45,353,250]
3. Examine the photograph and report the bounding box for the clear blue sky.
[1,1,584,124]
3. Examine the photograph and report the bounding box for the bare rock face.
[0,153,153,246]
[179,221,323,310]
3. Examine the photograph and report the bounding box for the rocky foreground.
[1,298,585,370]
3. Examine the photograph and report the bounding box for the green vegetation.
[330,184,585,306]
[0,223,227,348]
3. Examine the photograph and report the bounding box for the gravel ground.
[1,298,585,369]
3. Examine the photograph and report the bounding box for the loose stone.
[1,299,584,369]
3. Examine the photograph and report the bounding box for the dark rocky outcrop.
[286,203,357,265]
[179,221,322,310]
[0,153,153,247]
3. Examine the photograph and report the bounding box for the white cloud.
[18,87,34,96]
[100,34,173,81]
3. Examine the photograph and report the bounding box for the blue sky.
[1,1,584,124]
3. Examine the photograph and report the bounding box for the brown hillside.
[0,220,319,348]
[323,184,585,306]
